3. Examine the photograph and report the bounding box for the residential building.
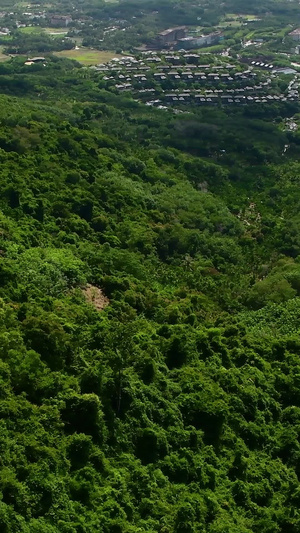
[157,27,187,46]
[50,15,72,27]
[176,32,223,50]
[289,28,300,41]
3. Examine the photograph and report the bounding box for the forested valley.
[0,46,300,533]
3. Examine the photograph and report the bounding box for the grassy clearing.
[19,26,68,37]
[219,13,261,27]
[225,13,260,20]
[44,27,68,35]
[19,26,43,34]
[218,20,243,28]
[245,31,256,40]
[54,48,121,65]
[197,44,227,54]
[0,46,9,62]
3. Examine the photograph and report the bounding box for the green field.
[54,48,121,65]
[0,43,118,65]
[12,1,30,6]
[19,26,43,34]
[197,44,227,54]
[219,13,261,28]
[0,46,9,62]
[44,27,68,35]
[245,31,256,40]
[19,26,68,36]
[218,20,243,28]
[225,13,260,20]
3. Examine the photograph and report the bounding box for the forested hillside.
[1,56,300,533]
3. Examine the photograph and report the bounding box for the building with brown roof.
[50,15,72,27]
[157,27,186,46]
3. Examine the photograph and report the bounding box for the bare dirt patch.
[82,284,110,311]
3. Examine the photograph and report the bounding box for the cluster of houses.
[161,92,296,106]
[21,10,72,27]
[95,54,270,93]
[249,60,274,70]
[131,82,282,104]
[243,58,298,75]
[151,69,258,84]
[111,71,267,91]
[145,93,297,108]
[1,8,73,28]
[93,52,299,108]
[94,52,247,74]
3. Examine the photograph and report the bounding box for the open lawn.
[225,13,260,20]
[197,44,226,54]
[44,27,68,35]
[218,20,243,28]
[245,31,256,40]
[219,13,261,27]
[13,1,29,6]
[0,46,9,62]
[19,26,68,37]
[54,48,121,65]
[19,26,43,34]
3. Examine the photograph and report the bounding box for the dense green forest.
[1,52,300,533]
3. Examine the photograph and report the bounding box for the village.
[0,2,299,112]
[92,50,299,109]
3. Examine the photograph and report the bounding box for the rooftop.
[158,26,186,36]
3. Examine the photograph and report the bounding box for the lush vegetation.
[1,11,300,533]
[0,0,300,60]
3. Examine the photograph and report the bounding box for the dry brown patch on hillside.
[82,284,110,311]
